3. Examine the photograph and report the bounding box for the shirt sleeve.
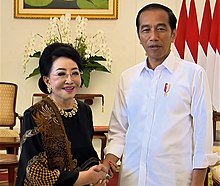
[191,68,220,168]
[55,171,79,186]
[105,76,128,158]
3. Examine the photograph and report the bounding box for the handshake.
[75,160,117,186]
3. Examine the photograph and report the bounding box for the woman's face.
[43,56,82,104]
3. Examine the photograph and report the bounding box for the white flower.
[22,14,112,87]
[22,33,39,72]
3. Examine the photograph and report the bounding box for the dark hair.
[136,3,177,33]
[38,42,84,94]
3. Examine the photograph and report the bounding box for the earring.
[47,87,52,94]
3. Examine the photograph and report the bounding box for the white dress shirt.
[105,52,219,186]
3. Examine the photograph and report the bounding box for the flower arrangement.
[22,14,112,88]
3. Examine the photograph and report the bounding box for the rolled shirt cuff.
[104,143,123,159]
[193,153,220,168]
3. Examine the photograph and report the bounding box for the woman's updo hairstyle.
[38,42,84,94]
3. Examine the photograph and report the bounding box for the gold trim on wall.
[14,0,118,19]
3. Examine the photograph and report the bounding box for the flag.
[212,33,220,111]
[185,0,199,63]
[212,0,220,111]
[199,0,212,55]
[198,0,212,69]
[174,0,188,59]
[206,0,220,108]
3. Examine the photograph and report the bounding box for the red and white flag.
[174,0,220,110]
[198,0,212,69]
[212,0,220,111]
[206,0,220,109]
[185,0,199,63]
[174,0,188,59]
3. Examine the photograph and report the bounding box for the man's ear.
[137,31,141,43]
[171,29,177,42]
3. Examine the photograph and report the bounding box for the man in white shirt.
[103,3,219,186]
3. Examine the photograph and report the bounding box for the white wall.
[0,0,216,130]
[0,0,2,78]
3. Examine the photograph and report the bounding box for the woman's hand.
[93,164,108,174]
[92,164,110,185]
[74,165,109,186]
[91,179,108,186]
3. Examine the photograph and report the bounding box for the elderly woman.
[16,43,109,186]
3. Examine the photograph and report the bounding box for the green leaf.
[85,61,110,72]
[82,69,91,88]
[31,51,41,58]
[89,56,106,61]
[25,0,53,7]
[77,0,108,9]
[25,66,40,79]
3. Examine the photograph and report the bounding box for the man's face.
[138,9,176,65]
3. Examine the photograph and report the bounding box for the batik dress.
[16,97,99,186]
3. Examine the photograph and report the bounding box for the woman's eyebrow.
[55,67,79,71]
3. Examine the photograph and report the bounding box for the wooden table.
[0,126,108,158]
[94,126,108,160]
[0,137,20,155]
[94,126,108,134]
[0,154,19,186]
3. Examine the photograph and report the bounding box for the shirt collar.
[140,51,177,75]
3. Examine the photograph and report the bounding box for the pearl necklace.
[49,96,78,118]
